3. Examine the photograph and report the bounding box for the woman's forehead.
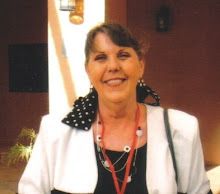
[91,33,130,52]
[93,32,112,44]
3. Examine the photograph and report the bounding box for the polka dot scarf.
[62,90,98,130]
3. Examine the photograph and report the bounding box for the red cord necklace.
[98,105,140,194]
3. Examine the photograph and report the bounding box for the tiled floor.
[0,163,24,194]
[0,147,25,194]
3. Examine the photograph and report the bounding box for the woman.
[18,23,211,194]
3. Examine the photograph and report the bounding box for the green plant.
[6,128,37,165]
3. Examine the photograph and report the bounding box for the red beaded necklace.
[98,105,140,194]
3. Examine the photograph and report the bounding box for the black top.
[51,144,148,194]
[94,143,148,194]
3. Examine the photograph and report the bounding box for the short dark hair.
[84,23,144,65]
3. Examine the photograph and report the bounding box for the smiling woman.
[18,23,211,194]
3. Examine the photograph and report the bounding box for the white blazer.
[18,105,211,194]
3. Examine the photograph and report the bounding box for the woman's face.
[86,32,144,104]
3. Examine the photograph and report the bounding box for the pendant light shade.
[69,0,84,24]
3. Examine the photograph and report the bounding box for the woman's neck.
[95,100,147,151]
[98,99,138,128]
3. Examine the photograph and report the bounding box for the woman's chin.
[101,93,134,104]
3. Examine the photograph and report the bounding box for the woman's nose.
[107,57,120,72]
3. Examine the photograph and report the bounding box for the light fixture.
[156,5,171,32]
[60,0,75,11]
[69,0,84,24]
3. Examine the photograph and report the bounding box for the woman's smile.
[102,77,127,87]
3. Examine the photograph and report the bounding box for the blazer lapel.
[146,106,177,194]
[54,128,98,193]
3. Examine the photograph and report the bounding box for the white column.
[48,0,105,116]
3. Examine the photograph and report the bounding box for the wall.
[105,0,127,26]
[0,0,48,146]
[127,0,220,165]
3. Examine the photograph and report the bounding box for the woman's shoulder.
[37,113,77,142]
[40,113,71,130]
[167,108,199,141]
[146,105,199,139]
[146,104,197,123]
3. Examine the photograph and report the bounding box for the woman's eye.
[94,54,107,61]
[118,52,130,59]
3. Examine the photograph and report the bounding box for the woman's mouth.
[103,78,127,86]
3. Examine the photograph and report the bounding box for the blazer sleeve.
[187,117,211,194]
[18,115,53,194]
[168,109,211,194]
